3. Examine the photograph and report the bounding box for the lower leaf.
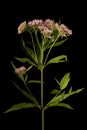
[4,103,38,113]
[45,102,73,110]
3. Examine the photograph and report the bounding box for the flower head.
[28,19,43,26]
[18,19,72,39]
[57,24,72,37]
[18,21,27,34]
[15,66,26,74]
[28,19,72,39]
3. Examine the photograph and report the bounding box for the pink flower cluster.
[18,19,72,38]
[15,66,26,74]
[57,24,72,37]
[18,21,27,34]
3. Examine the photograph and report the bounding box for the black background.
[0,1,87,129]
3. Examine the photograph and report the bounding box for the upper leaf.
[45,55,67,66]
[50,89,59,94]
[15,57,37,67]
[60,72,71,90]
[46,38,68,49]
[45,102,73,110]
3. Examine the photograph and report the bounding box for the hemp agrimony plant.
[4,19,84,130]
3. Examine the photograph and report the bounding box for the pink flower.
[15,66,26,74]
[27,19,72,38]
[28,19,43,26]
[58,24,72,37]
[18,21,27,34]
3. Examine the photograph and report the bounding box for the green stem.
[42,109,44,130]
[44,35,60,66]
[41,70,43,108]
[30,31,38,62]
[41,69,44,130]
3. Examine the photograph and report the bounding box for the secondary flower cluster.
[15,66,26,74]
[18,19,72,38]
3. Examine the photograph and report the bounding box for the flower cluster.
[18,19,72,39]
[15,66,26,74]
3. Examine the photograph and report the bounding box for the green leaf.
[36,47,44,68]
[69,86,72,93]
[20,37,38,65]
[24,74,28,82]
[46,38,68,49]
[54,38,68,47]
[27,80,41,84]
[63,88,84,100]
[60,72,71,90]
[25,65,33,72]
[54,78,61,89]
[20,37,26,48]
[15,57,37,67]
[45,92,65,109]
[25,47,38,64]
[17,73,25,82]
[14,57,31,63]
[50,88,84,106]
[45,88,84,109]
[10,61,16,69]
[46,55,67,66]
[46,102,73,110]
[11,81,39,105]
[4,103,38,113]
[50,89,59,94]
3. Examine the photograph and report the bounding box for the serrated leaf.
[58,88,84,103]
[4,103,38,113]
[46,38,68,49]
[46,55,67,66]
[11,81,39,105]
[46,102,73,110]
[50,89,59,94]
[45,88,84,109]
[15,57,37,67]
[53,38,68,47]
[60,72,71,90]
[25,47,38,64]
[45,92,65,109]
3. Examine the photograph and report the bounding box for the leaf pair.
[45,88,84,110]
[51,72,71,95]
[4,80,40,113]
[44,73,84,110]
